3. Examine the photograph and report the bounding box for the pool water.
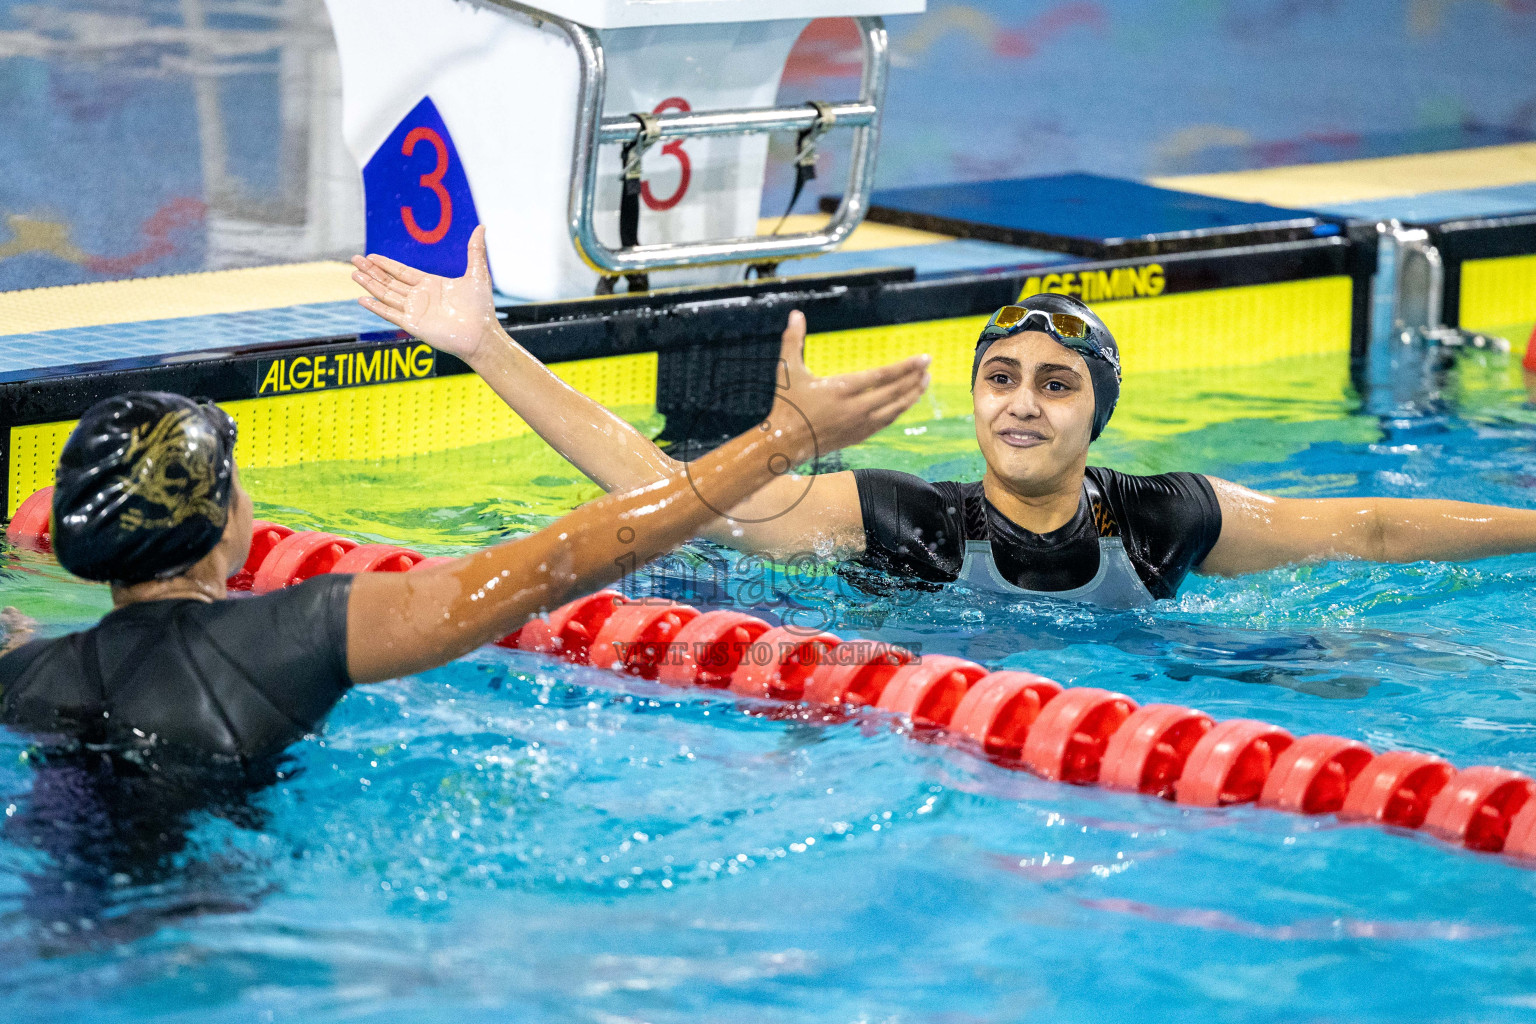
[6,351,1536,1022]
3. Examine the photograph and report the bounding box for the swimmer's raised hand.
[350,225,498,361]
[768,310,931,459]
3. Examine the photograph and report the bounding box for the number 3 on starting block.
[362,96,481,277]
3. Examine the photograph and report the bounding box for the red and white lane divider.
[8,486,1536,861]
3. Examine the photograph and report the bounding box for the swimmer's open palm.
[769,310,930,459]
[351,225,498,360]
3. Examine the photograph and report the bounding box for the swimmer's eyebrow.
[1034,362,1084,381]
[981,355,1021,372]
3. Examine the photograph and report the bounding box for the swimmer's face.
[972,332,1095,492]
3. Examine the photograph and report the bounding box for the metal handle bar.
[597,102,877,144]
[480,0,889,277]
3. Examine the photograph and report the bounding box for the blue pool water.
[6,362,1536,1021]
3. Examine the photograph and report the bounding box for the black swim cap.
[971,293,1122,441]
[52,392,239,584]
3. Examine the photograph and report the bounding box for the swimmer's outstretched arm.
[1199,476,1536,575]
[343,322,927,684]
[355,228,675,492]
[351,228,900,558]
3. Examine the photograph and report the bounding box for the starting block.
[324,0,924,300]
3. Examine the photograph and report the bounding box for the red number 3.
[401,126,453,245]
[641,97,691,212]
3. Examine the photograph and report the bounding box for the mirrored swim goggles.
[978,304,1121,378]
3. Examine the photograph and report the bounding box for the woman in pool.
[352,227,1536,608]
[0,336,930,761]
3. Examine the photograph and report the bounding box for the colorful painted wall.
[3,0,1535,290]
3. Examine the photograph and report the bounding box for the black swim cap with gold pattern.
[52,392,238,584]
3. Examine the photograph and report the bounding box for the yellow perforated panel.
[1094,276,1352,372]
[804,275,1354,380]
[7,420,77,513]
[1460,254,1536,336]
[7,351,657,514]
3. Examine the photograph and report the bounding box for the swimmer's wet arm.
[696,471,868,560]
[465,315,683,492]
[342,351,926,684]
[457,313,886,557]
[354,238,926,533]
[1199,476,1536,575]
[354,227,674,493]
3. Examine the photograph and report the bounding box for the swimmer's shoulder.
[195,573,356,682]
[849,469,973,580]
[851,467,973,506]
[202,572,354,623]
[1085,465,1220,513]
[0,628,94,727]
[0,633,62,689]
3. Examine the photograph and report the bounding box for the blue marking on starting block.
[363,96,480,278]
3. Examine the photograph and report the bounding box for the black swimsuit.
[851,466,1223,601]
[0,575,354,761]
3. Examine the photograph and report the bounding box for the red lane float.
[1502,800,1536,859]
[513,589,626,661]
[1423,766,1536,852]
[803,643,913,708]
[1022,687,1137,784]
[949,672,1062,761]
[656,610,773,688]
[1259,734,1376,815]
[876,655,988,730]
[5,486,53,553]
[330,544,424,574]
[17,480,1536,866]
[251,531,358,593]
[1176,720,1294,807]
[729,626,840,701]
[587,602,700,679]
[227,520,293,591]
[1339,750,1454,828]
[1100,704,1214,798]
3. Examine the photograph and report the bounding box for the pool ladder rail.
[9,486,1536,863]
[1362,220,1511,416]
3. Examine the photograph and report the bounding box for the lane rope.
[8,488,1536,861]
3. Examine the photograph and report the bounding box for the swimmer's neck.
[110,548,231,608]
[981,463,1086,535]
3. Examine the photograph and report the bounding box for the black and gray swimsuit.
[851,466,1224,607]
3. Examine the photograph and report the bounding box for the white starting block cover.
[512,0,922,28]
[324,0,921,300]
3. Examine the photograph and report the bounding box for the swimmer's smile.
[996,427,1049,448]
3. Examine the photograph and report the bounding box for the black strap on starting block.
[610,111,661,294]
[769,101,838,239]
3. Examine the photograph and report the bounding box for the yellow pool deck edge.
[0,218,955,338]
[0,261,363,337]
[1154,141,1536,207]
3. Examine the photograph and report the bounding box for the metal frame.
[480,0,889,275]
[1360,220,1509,415]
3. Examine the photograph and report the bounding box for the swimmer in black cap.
[354,228,1536,608]
[0,351,930,760]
